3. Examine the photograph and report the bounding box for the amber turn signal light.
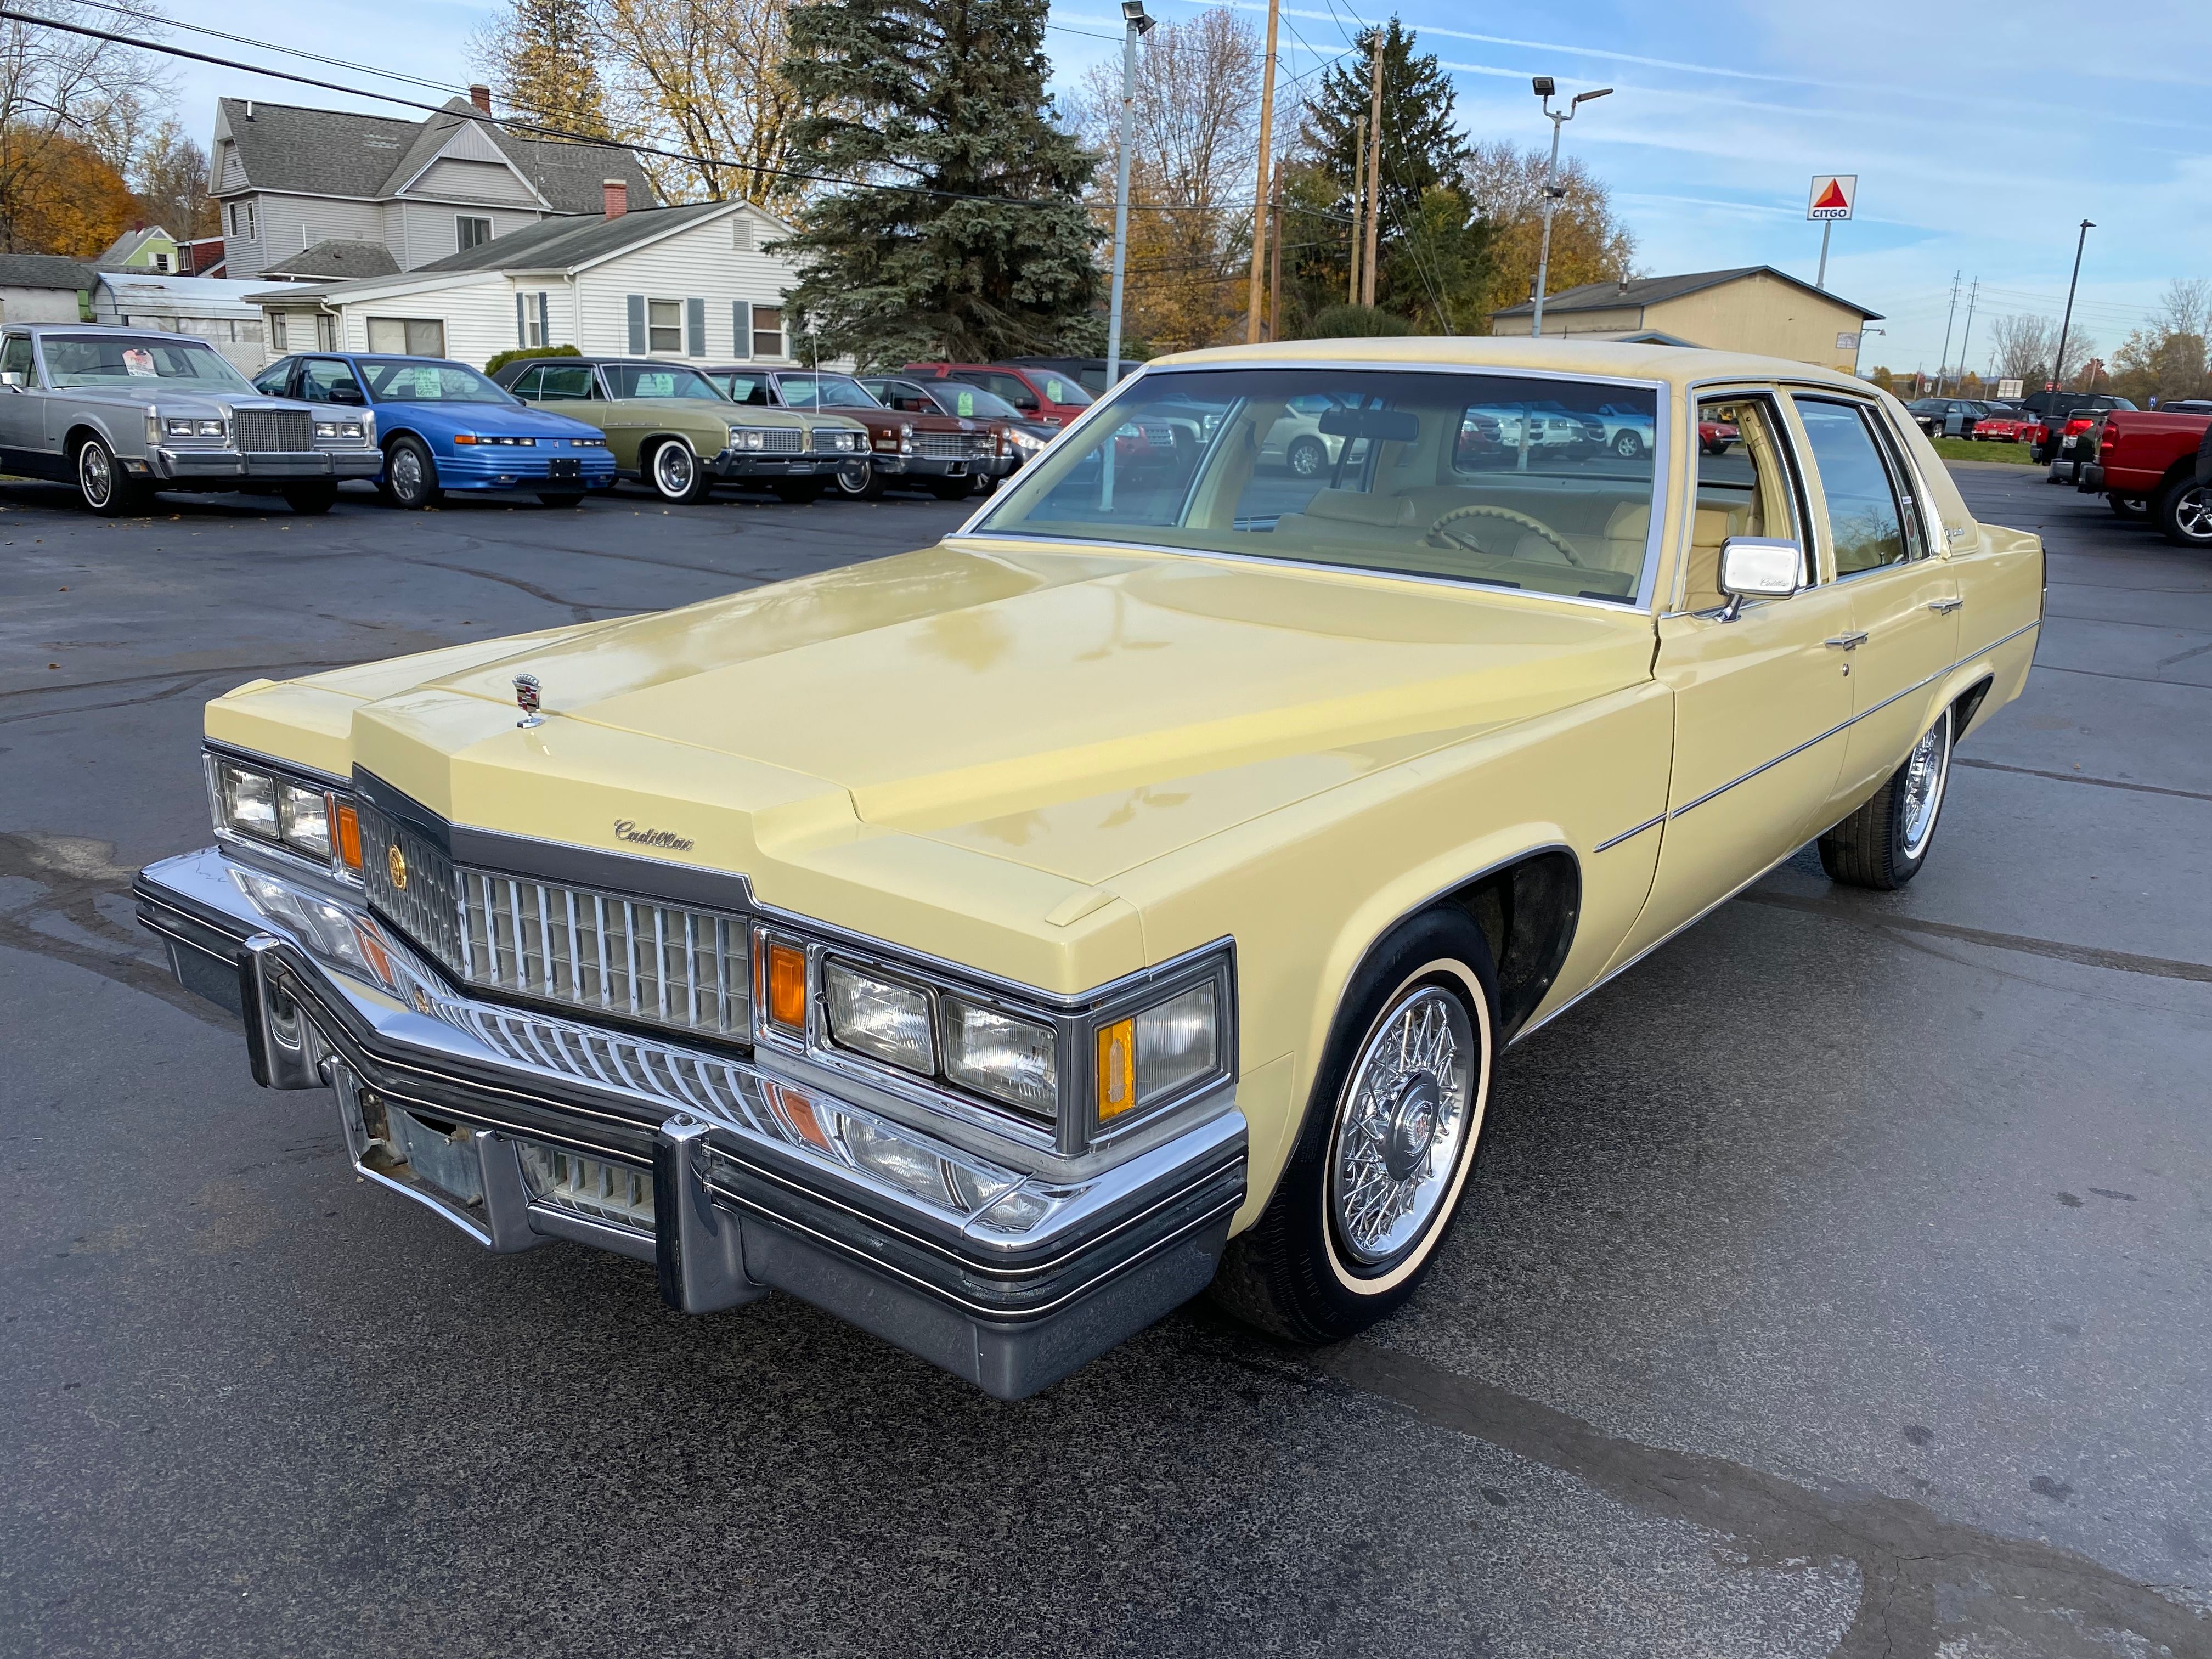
[331,800,363,872]
[1096,1017,1136,1122]
[767,940,808,1032]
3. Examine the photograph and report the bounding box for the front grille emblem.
[387,843,408,890]
[514,673,544,729]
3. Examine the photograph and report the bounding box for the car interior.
[1685,395,1802,611]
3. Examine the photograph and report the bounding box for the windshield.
[42,335,255,392]
[973,368,1663,606]
[776,373,881,410]
[707,371,773,406]
[357,359,514,404]
[602,363,723,400]
[930,382,1022,420]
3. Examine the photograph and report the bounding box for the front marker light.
[823,959,935,1075]
[941,996,1057,1118]
[1096,981,1220,1127]
[765,939,808,1033]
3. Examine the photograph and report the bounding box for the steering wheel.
[1424,504,1584,567]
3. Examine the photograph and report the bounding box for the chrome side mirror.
[1717,537,1803,622]
[0,371,22,389]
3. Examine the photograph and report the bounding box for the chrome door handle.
[1824,632,1869,650]
[1928,597,1964,614]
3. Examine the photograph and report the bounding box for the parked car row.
[2057,404,2212,548]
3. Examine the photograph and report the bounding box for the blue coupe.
[252,353,617,508]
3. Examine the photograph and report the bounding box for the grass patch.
[1931,435,2037,465]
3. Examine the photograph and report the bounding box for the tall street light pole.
[1244,0,1279,343]
[1105,0,1154,393]
[1528,79,1610,338]
[2051,218,2095,396]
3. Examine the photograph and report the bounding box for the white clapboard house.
[244,187,814,370]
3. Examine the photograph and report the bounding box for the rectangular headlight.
[276,779,332,859]
[941,996,1057,1118]
[314,420,364,439]
[217,759,278,839]
[1097,982,1218,1125]
[823,959,935,1074]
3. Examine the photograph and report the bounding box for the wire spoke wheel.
[78,442,114,507]
[1328,984,1475,1270]
[1898,707,1952,860]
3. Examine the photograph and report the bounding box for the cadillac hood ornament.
[513,673,544,729]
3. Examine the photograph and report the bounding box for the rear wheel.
[2109,492,2151,522]
[1819,704,1954,890]
[284,482,338,515]
[1286,435,1328,476]
[74,436,143,515]
[771,479,826,504]
[1612,429,1644,460]
[1211,907,1498,1343]
[2154,477,2212,549]
[382,436,441,509]
[647,439,713,504]
[537,492,585,508]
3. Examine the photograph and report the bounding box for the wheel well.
[2160,456,2199,492]
[1950,674,1995,741]
[62,423,105,460]
[1435,849,1581,1040]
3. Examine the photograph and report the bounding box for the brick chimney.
[469,84,492,114]
[602,179,628,219]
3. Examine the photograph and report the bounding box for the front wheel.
[537,492,585,508]
[74,436,143,514]
[833,458,885,500]
[1286,435,1328,477]
[381,436,442,508]
[2155,477,2212,549]
[647,439,713,504]
[1211,907,1498,1344]
[284,483,337,515]
[1819,704,1954,889]
[770,479,826,504]
[1612,429,1644,460]
[926,476,977,501]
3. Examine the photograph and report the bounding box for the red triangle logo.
[1813,179,1849,211]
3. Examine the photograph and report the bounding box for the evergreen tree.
[1288,20,1488,335]
[477,0,610,139]
[777,0,1101,366]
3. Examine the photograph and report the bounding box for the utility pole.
[1347,115,1365,305]
[1528,78,1611,337]
[1934,273,1960,396]
[1105,1,1154,394]
[1268,172,1283,341]
[2052,218,2095,396]
[1244,0,1280,343]
[1360,26,1384,309]
[1954,278,1980,394]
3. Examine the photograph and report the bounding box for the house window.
[153,252,170,272]
[647,298,682,354]
[751,305,785,360]
[366,317,443,356]
[271,312,287,351]
[456,216,492,252]
[232,202,255,241]
[315,314,338,351]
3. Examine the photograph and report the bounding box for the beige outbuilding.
[1491,266,1882,373]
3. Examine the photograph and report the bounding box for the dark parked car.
[702,367,995,499]
[1906,397,1991,438]
[1000,356,1147,398]
[857,375,1057,486]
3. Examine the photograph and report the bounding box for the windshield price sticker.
[123,347,156,376]
[1808,175,1857,221]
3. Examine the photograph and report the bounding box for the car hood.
[313,541,1656,895]
[384,401,605,438]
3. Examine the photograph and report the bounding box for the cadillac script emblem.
[386,843,409,890]
[514,672,544,729]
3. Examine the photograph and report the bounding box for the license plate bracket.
[548,457,582,479]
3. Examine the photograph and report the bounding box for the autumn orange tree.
[0,2,172,253]
[3,128,132,254]
[1459,141,1637,329]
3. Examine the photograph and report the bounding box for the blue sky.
[162,0,2211,376]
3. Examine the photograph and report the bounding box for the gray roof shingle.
[0,253,97,290]
[1493,264,1882,321]
[410,201,730,274]
[216,97,656,215]
[259,239,401,280]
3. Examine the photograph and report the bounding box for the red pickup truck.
[2078,409,2212,546]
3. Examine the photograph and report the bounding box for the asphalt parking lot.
[4,466,2209,1658]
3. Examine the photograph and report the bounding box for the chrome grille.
[235,408,315,453]
[917,432,985,460]
[809,428,858,454]
[735,425,802,455]
[357,806,751,1042]
[518,1144,656,1231]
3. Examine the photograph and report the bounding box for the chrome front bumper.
[134,848,1244,1398]
[145,447,383,481]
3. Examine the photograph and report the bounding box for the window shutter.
[627,294,646,354]
[685,297,706,358]
[536,290,550,348]
[733,302,752,361]
[515,293,527,348]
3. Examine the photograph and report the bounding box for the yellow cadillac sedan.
[136,339,2042,1398]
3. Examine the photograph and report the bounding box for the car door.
[535,363,625,464]
[1607,388,1857,970]
[298,357,366,408]
[1788,395,1959,812]
[251,358,296,398]
[0,332,46,472]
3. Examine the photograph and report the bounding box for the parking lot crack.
[1736,891,2212,984]
[1306,1338,2208,1658]
[1951,758,2212,804]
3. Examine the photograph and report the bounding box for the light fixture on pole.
[1529,80,1610,338]
[1105,0,1154,395]
[1854,325,1884,380]
[2050,219,2094,398]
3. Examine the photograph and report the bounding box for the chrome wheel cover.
[1899,708,1952,859]
[834,459,872,494]
[1288,439,1323,476]
[78,442,112,506]
[391,447,422,498]
[653,442,696,496]
[1328,984,1475,1268]
[2177,486,2212,543]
